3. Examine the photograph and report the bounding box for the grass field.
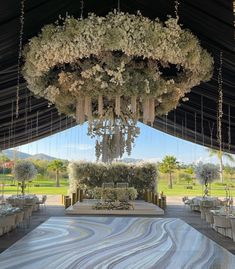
[0,174,69,195]
[0,173,234,197]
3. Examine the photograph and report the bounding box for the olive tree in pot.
[195,162,219,197]
[14,160,37,195]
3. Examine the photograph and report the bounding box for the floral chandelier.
[22,10,214,162]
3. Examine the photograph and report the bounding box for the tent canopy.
[0,0,234,152]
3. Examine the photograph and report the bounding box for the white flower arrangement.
[23,11,213,124]
[92,187,138,201]
[88,118,140,162]
[195,162,219,185]
[14,160,37,182]
[13,160,37,195]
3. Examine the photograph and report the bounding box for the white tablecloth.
[192,196,220,206]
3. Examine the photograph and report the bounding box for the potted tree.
[195,162,219,197]
[14,160,37,195]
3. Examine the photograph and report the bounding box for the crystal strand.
[117,0,120,13]
[16,0,25,118]
[36,111,39,136]
[208,122,214,148]
[80,0,84,19]
[228,105,231,151]
[174,0,180,22]
[201,96,204,146]
[174,110,176,137]
[217,51,223,152]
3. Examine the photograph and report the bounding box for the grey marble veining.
[0,217,234,269]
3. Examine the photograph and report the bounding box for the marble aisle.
[0,217,234,269]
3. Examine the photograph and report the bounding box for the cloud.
[144,157,161,163]
[193,156,214,164]
[66,144,93,151]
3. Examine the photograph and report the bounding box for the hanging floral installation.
[22,11,214,161]
[88,118,140,163]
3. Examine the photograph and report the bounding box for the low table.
[66,199,164,216]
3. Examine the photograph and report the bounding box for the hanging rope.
[16,0,26,118]
[117,0,120,13]
[201,95,204,145]
[174,110,176,136]
[194,112,197,143]
[182,119,185,139]
[228,105,231,151]
[80,0,84,19]
[36,111,39,137]
[165,114,168,132]
[208,121,215,148]
[217,51,223,152]
[233,1,235,40]
[174,0,180,21]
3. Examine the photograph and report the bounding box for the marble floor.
[0,217,234,269]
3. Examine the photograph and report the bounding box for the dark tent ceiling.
[0,0,234,152]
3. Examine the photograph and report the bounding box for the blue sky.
[15,122,230,165]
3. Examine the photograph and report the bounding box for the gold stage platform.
[66,199,164,216]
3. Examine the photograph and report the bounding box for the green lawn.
[158,174,235,197]
[0,174,69,195]
[1,173,234,197]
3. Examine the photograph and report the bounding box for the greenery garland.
[23,11,214,123]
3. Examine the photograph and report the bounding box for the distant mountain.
[120,158,143,163]
[3,149,31,160]
[2,150,56,161]
[28,153,56,161]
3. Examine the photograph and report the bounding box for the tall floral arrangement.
[195,162,219,196]
[14,160,37,195]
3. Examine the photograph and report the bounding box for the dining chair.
[15,211,24,229]
[213,215,232,237]
[3,214,16,234]
[230,218,235,242]
[23,206,32,228]
[39,195,47,210]
[205,211,214,227]
[0,217,4,236]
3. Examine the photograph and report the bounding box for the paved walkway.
[0,196,234,255]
